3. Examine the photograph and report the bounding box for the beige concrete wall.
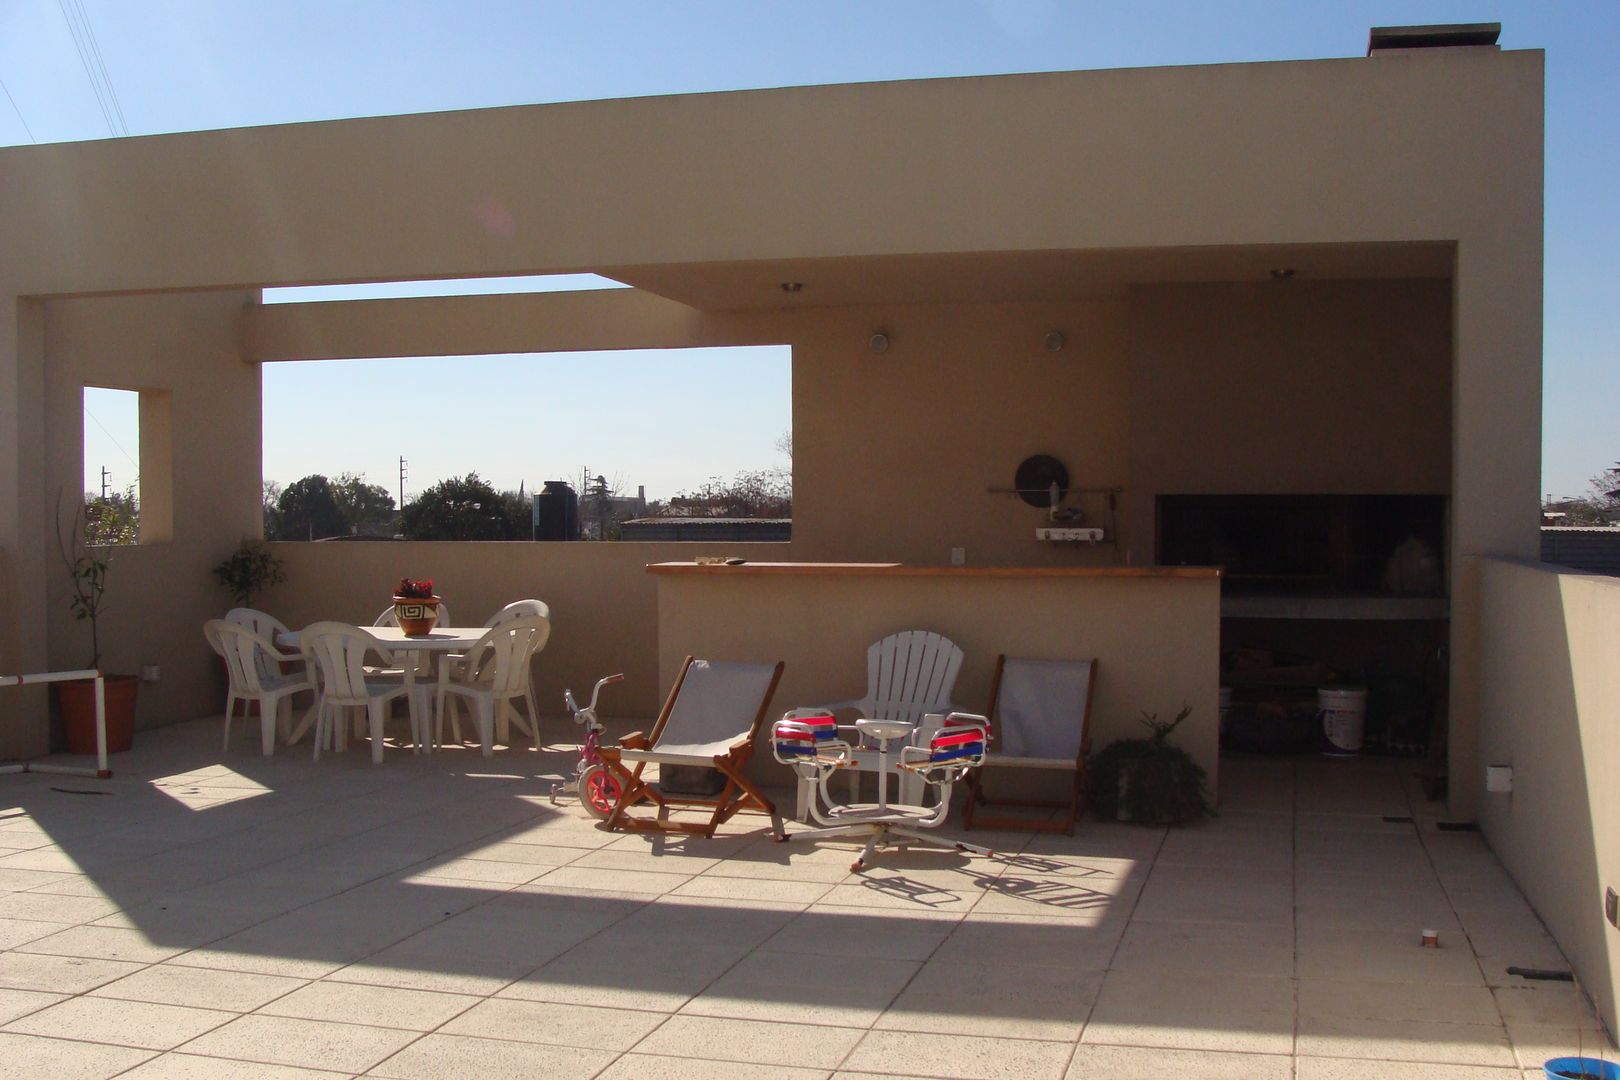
[252,290,1131,569]
[1123,279,1452,563]
[266,541,793,721]
[37,292,260,744]
[0,51,1543,295]
[655,571,1222,793]
[1477,557,1620,1033]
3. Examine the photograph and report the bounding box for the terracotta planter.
[54,674,137,754]
[392,595,442,637]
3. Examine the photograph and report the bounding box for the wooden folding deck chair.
[598,656,785,838]
[963,655,1096,835]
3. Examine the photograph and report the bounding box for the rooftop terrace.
[0,718,1608,1078]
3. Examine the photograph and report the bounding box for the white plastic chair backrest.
[225,607,290,680]
[301,622,384,701]
[214,621,282,696]
[203,618,227,659]
[225,607,290,639]
[374,602,452,628]
[461,616,550,694]
[484,599,550,628]
[864,631,963,723]
[657,660,779,748]
[995,658,1094,761]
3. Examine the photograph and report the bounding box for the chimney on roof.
[1368,23,1501,55]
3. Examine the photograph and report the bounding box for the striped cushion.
[774,713,837,757]
[928,726,985,763]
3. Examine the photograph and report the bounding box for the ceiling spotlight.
[780,282,804,293]
[1269,268,1297,281]
[1044,330,1066,353]
[868,332,890,354]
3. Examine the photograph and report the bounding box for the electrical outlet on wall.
[950,547,965,566]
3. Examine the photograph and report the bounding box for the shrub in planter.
[1088,705,1212,825]
[212,540,286,608]
[54,493,136,753]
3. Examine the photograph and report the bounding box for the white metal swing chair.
[772,707,998,872]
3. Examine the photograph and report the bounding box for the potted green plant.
[212,540,286,608]
[1088,704,1212,825]
[54,494,137,753]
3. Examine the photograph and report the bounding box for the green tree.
[332,472,397,535]
[262,480,283,541]
[274,474,345,541]
[83,486,139,546]
[498,488,532,539]
[401,473,523,540]
[664,468,791,518]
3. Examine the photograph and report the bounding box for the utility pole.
[398,457,408,516]
[100,466,110,500]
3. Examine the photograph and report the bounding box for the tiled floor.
[0,717,1612,1078]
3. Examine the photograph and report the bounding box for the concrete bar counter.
[648,562,1223,796]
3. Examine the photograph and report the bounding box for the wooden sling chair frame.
[962,654,1095,835]
[598,656,785,838]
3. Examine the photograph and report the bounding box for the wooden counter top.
[647,561,1221,579]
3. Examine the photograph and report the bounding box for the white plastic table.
[278,626,488,748]
[854,718,915,812]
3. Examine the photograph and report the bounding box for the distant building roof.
[1541,526,1620,576]
[619,517,791,543]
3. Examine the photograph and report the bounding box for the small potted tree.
[1088,704,1212,825]
[55,494,138,753]
[212,540,286,608]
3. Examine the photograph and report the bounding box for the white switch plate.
[950,547,965,566]
[1036,527,1105,542]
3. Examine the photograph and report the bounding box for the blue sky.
[6,1,1613,502]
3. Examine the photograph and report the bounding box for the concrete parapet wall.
[1478,556,1620,1033]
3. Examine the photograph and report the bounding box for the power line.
[56,0,125,136]
[0,75,36,143]
[71,0,127,135]
[83,405,139,472]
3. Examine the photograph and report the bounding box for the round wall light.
[869,332,890,354]
[1044,330,1066,353]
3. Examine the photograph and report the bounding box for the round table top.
[854,718,916,741]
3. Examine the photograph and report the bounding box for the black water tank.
[535,481,579,541]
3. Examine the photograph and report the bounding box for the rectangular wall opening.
[82,386,173,544]
[260,346,790,541]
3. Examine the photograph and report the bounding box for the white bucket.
[1319,686,1367,755]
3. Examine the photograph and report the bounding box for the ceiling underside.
[601,242,1454,312]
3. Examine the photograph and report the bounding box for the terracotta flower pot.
[54,674,137,754]
[392,595,442,637]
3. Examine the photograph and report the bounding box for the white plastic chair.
[828,630,964,723]
[483,599,549,627]
[225,607,293,685]
[800,630,964,820]
[300,621,421,763]
[208,619,317,755]
[434,615,551,756]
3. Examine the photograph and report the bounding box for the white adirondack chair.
[800,630,964,819]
